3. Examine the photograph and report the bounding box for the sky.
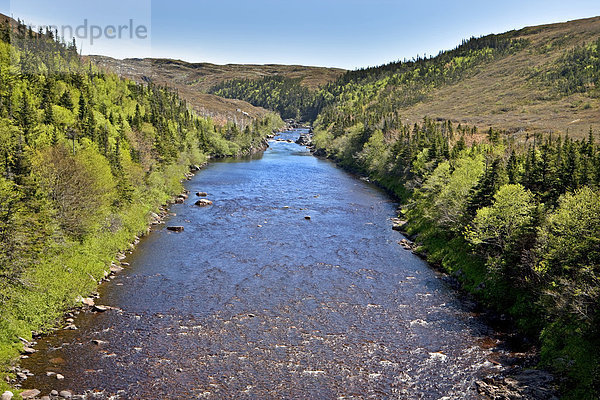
[2,0,600,69]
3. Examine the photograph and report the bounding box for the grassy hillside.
[89,56,344,124]
[395,16,600,139]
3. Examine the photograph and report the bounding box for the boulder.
[19,390,40,399]
[195,199,213,207]
[93,305,109,312]
[59,390,72,399]
[110,264,123,273]
[1,391,12,400]
[166,226,184,232]
[196,192,208,197]
[304,216,311,220]
[81,297,95,307]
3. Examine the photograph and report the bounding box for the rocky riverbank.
[2,162,213,400]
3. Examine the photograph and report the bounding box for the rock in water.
[195,199,213,206]
[196,192,208,197]
[1,391,13,400]
[166,226,185,232]
[19,390,40,399]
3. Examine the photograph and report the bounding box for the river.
[20,129,507,399]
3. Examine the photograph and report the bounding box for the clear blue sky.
[2,0,600,69]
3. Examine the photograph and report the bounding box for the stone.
[1,391,12,400]
[19,389,40,399]
[174,197,184,204]
[22,346,36,354]
[64,324,78,330]
[45,371,56,376]
[120,262,130,267]
[110,264,123,273]
[41,396,51,400]
[196,192,208,197]
[93,305,109,312]
[195,199,213,206]
[81,297,95,307]
[56,373,64,380]
[59,390,72,399]
[304,216,311,220]
[16,372,27,380]
[50,390,58,396]
[91,339,107,345]
[167,226,185,232]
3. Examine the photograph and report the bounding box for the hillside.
[333,16,600,139]
[304,16,600,398]
[396,16,600,139]
[89,56,344,124]
[212,16,599,139]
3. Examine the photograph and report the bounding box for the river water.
[21,130,505,399]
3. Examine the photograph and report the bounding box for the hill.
[396,16,600,139]
[88,56,344,124]
[212,16,599,139]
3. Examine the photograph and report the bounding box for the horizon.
[1,0,600,70]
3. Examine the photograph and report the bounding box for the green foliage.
[537,187,600,328]
[546,37,600,97]
[466,184,536,278]
[210,76,319,121]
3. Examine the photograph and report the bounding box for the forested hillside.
[215,17,600,399]
[0,16,282,387]
[90,55,344,124]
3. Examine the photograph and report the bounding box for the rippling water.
[21,130,502,399]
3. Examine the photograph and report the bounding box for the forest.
[0,18,282,389]
[215,30,600,399]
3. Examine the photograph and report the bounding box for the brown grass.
[398,16,600,139]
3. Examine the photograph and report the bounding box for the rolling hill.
[88,56,345,124]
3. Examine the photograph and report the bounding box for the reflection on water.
[21,130,501,399]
